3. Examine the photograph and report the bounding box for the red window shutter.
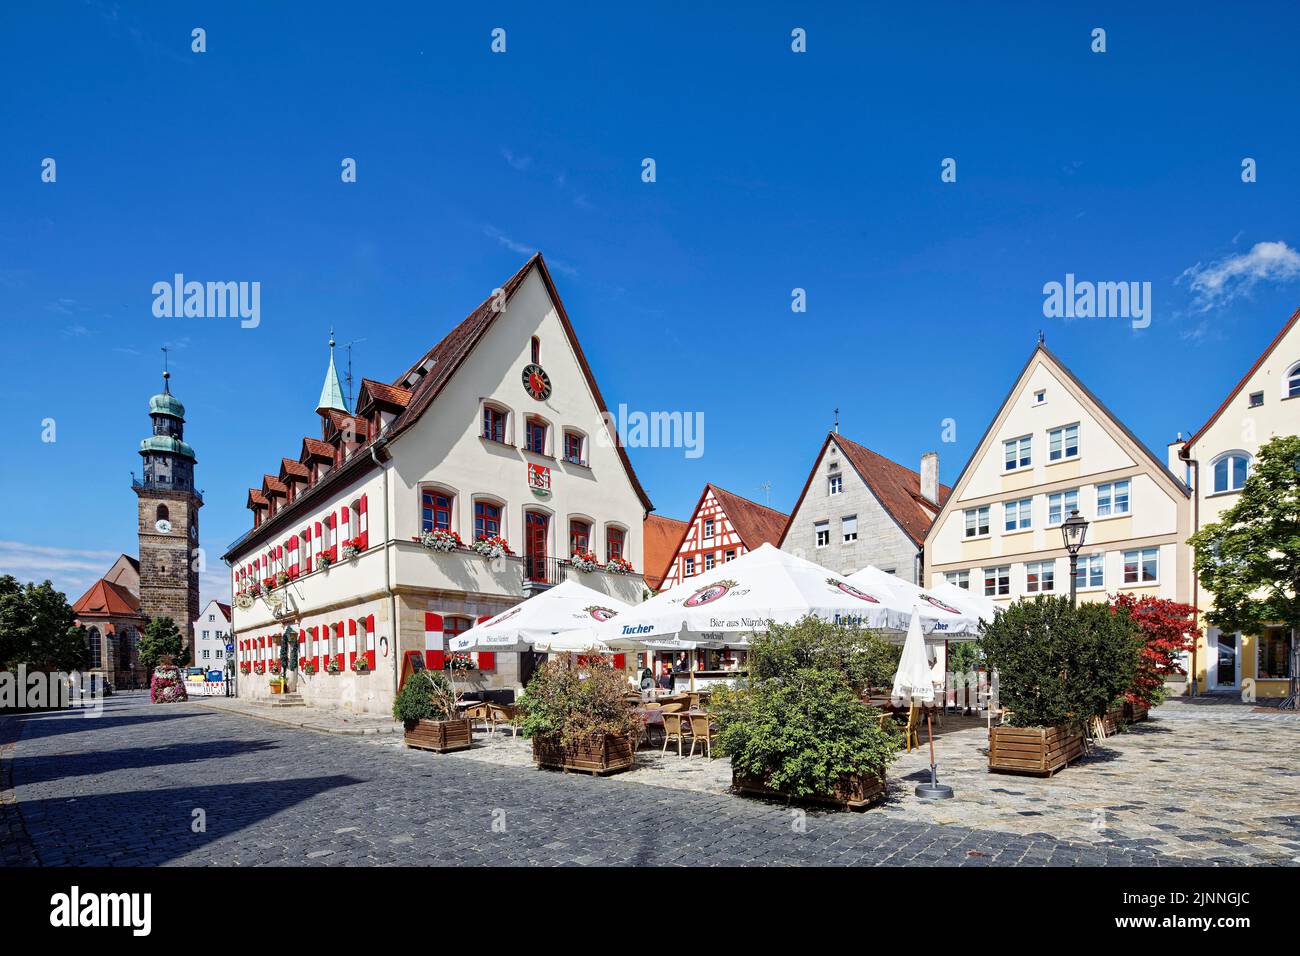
[348,618,357,667]
[424,613,443,670]
[477,652,495,671]
[613,653,626,670]
[366,614,376,669]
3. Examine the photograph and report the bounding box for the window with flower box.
[474,501,502,540]
[421,489,454,533]
[606,526,625,562]
[570,519,591,554]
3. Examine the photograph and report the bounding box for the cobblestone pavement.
[0,694,1243,868]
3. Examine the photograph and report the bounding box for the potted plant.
[240,661,251,675]
[604,555,634,575]
[318,550,335,569]
[275,571,290,588]
[254,661,266,675]
[341,538,362,560]
[982,596,1141,776]
[350,654,370,674]
[445,651,476,672]
[150,664,189,704]
[325,656,340,674]
[393,670,472,752]
[519,651,640,775]
[419,528,464,552]
[570,548,600,573]
[472,534,513,558]
[269,675,286,695]
[300,658,316,676]
[711,616,901,809]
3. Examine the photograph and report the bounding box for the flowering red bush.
[150,665,189,704]
[1110,593,1198,707]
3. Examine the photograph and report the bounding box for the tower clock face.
[155,518,172,533]
[521,364,552,401]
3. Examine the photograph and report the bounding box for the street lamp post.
[1060,509,1090,607]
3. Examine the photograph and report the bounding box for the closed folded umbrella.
[892,607,953,801]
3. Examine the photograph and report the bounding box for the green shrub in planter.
[392,669,456,725]
[981,595,1140,729]
[711,616,901,800]
[518,651,640,747]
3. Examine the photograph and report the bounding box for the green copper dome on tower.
[149,390,186,419]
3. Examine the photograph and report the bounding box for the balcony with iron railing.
[132,477,204,506]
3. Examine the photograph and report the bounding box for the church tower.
[134,362,202,661]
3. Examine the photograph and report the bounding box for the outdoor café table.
[634,706,666,748]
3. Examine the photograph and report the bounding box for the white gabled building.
[192,599,232,671]
[923,342,1191,613]
[222,254,653,714]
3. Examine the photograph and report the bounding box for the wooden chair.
[687,713,714,758]
[686,692,702,710]
[658,702,684,715]
[662,712,692,756]
[488,703,519,736]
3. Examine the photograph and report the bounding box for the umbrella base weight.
[914,782,955,801]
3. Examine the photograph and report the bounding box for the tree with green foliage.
[1189,434,1300,708]
[0,575,89,672]
[746,615,901,693]
[138,616,184,674]
[711,616,901,799]
[980,596,1140,729]
[392,669,457,725]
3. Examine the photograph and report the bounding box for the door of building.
[525,511,550,583]
[1215,631,1239,688]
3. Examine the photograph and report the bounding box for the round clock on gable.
[521,363,552,401]
[155,518,173,534]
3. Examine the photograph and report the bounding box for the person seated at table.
[657,666,674,691]
[639,667,655,692]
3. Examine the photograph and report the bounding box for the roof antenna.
[758,480,772,507]
[1038,329,1046,346]
[339,337,367,409]
[833,407,840,434]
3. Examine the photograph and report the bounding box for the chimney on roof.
[1167,432,1186,474]
[920,451,939,505]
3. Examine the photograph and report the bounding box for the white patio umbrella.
[845,567,982,639]
[448,579,628,654]
[892,607,954,801]
[928,579,998,625]
[600,543,901,649]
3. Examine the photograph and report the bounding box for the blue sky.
[3,1,1300,604]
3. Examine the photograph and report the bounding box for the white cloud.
[1179,240,1300,312]
[481,226,577,276]
[501,148,532,171]
[0,540,123,599]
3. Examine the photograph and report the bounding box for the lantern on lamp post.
[1060,509,1090,607]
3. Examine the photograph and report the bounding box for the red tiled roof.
[1184,306,1300,453]
[214,602,232,620]
[301,437,333,462]
[707,485,790,550]
[324,409,368,440]
[280,458,310,482]
[262,475,288,497]
[247,488,269,510]
[224,253,653,561]
[72,579,141,617]
[358,378,412,409]
[643,514,689,590]
[780,433,951,549]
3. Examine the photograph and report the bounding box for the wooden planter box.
[989,724,1085,776]
[733,770,887,811]
[1099,703,1126,736]
[532,733,635,775]
[404,718,473,753]
[1123,700,1149,723]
